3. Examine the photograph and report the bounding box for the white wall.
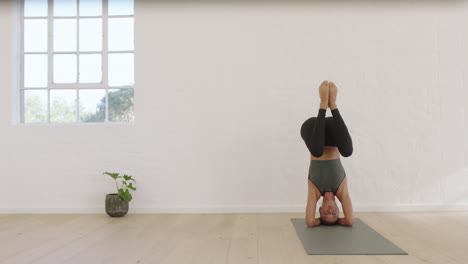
[1,0,468,213]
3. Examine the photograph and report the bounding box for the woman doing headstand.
[300,80,354,227]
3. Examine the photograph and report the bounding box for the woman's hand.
[308,218,321,227]
[337,217,354,227]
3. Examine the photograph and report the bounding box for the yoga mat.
[290,218,408,255]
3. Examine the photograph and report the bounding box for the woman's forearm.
[337,217,354,226]
[312,218,321,227]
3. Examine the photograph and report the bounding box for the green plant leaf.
[125,189,133,201]
[118,188,126,199]
[118,188,132,201]
[123,174,136,182]
[127,182,136,191]
[103,172,119,179]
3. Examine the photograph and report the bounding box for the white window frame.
[19,0,135,124]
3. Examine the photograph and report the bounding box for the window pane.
[54,19,77,51]
[108,18,133,51]
[24,0,48,17]
[54,0,77,17]
[79,89,105,122]
[108,53,134,86]
[109,89,134,122]
[79,0,102,16]
[24,19,48,52]
[24,90,48,123]
[79,54,102,83]
[54,54,77,83]
[50,89,77,123]
[108,0,134,16]
[24,54,48,87]
[79,18,102,51]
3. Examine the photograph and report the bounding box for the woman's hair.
[319,216,339,225]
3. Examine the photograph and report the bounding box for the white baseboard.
[1,203,468,214]
[354,204,468,212]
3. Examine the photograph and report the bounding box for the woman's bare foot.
[328,81,338,110]
[319,80,329,109]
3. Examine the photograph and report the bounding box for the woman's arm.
[300,108,326,157]
[330,108,353,157]
[337,178,354,226]
[337,193,354,226]
[305,180,321,227]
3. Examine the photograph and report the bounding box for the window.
[21,0,135,124]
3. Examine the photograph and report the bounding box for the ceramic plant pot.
[105,193,129,217]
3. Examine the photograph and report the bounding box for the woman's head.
[319,192,339,225]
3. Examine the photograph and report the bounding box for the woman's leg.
[308,81,329,157]
[328,82,353,157]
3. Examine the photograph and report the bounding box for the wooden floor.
[0,212,467,264]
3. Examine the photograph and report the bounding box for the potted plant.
[103,172,137,217]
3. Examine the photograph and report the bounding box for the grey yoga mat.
[291,218,407,255]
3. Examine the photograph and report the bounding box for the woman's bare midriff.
[310,146,340,160]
